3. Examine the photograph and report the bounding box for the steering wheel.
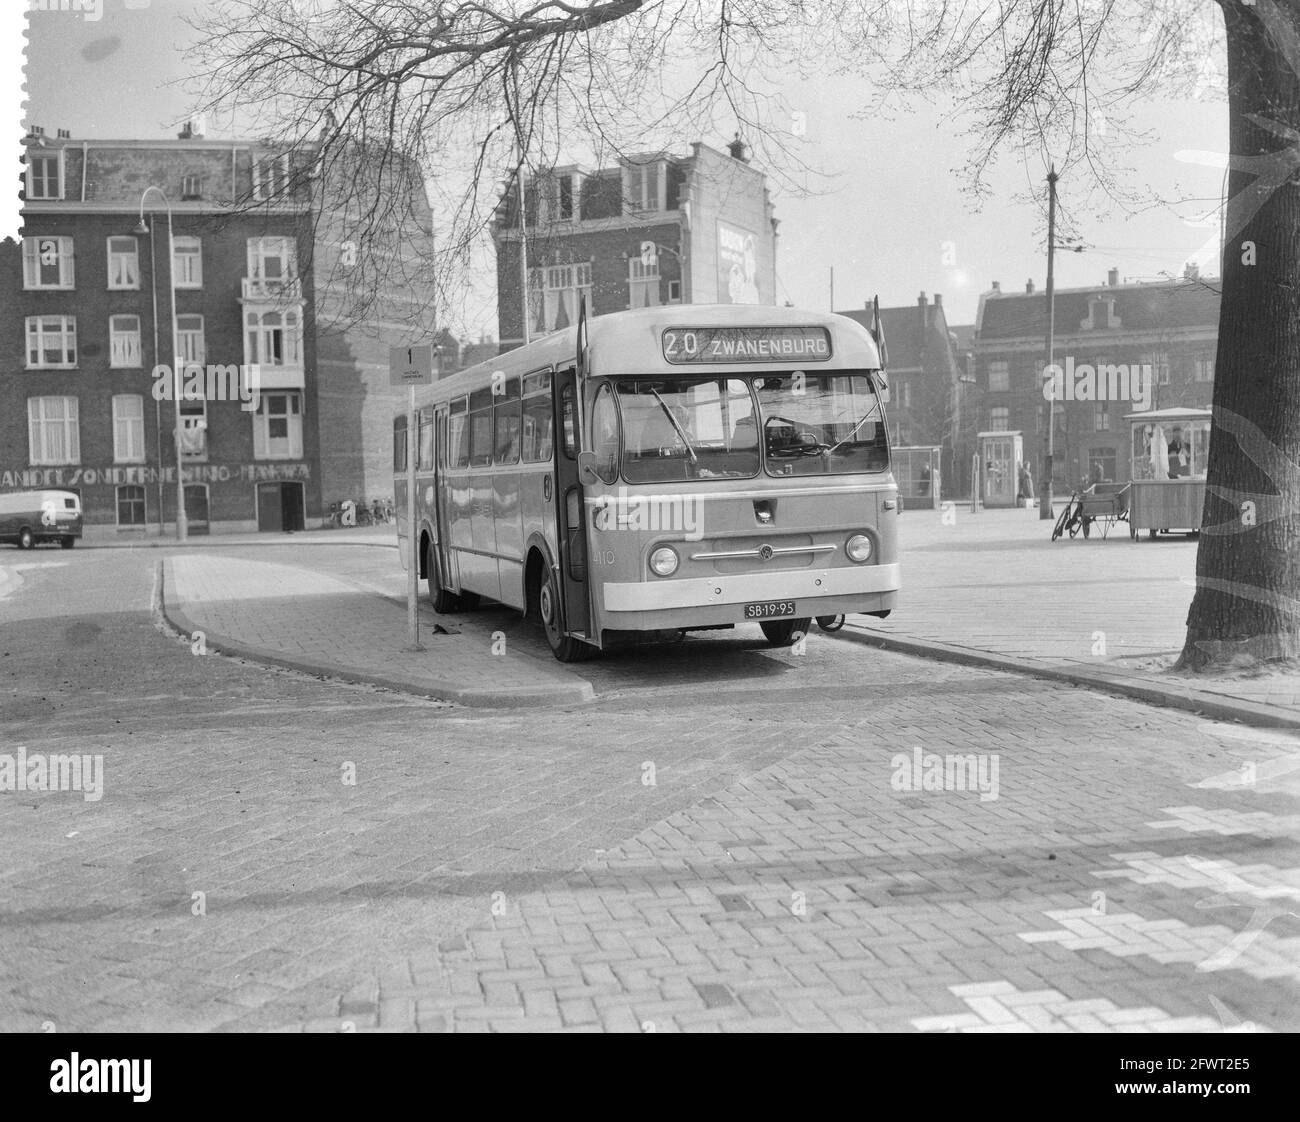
[765,416,829,456]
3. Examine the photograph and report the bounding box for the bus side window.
[448,397,470,468]
[560,381,576,460]
[522,392,553,463]
[417,408,435,471]
[393,415,408,472]
[468,388,494,467]
[494,376,522,465]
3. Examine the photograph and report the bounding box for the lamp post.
[135,186,186,542]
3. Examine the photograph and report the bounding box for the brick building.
[3,125,436,538]
[972,270,1219,485]
[492,137,778,349]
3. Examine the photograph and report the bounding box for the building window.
[899,381,911,409]
[106,237,140,290]
[988,360,1010,393]
[624,159,663,213]
[668,278,682,303]
[112,395,146,463]
[254,392,303,459]
[1195,354,1215,381]
[558,173,577,220]
[179,398,208,459]
[245,308,302,367]
[1094,401,1110,431]
[109,315,142,368]
[252,154,292,200]
[22,236,75,289]
[1141,351,1170,385]
[173,237,202,287]
[28,396,79,465]
[1087,447,1117,482]
[26,152,62,200]
[529,262,592,333]
[176,315,206,365]
[246,236,296,282]
[990,406,1009,430]
[628,255,660,309]
[25,315,77,368]
[116,485,147,527]
[180,174,202,201]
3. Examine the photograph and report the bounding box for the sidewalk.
[162,553,593,707]
[846,506,1300,728]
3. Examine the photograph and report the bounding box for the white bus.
[395,304,900,661]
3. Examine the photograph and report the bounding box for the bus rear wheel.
[425,541,461,614]
[760,617,811,647]
[534,564,596,663]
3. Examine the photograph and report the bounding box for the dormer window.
[26,151,63,200]
[624,159,664,213]
[1081,296,1121,330]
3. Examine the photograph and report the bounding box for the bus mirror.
[576,451,601,487]
[874,371,890,403]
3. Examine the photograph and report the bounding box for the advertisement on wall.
[716,221,761,304]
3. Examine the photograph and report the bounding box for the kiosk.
[1124,407,1212,539]
[977,430,1023,508]
[893,445,942,510]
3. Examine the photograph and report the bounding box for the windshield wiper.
[650,388,699,463]
[825,401,883,457]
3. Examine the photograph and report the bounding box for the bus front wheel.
[760,617,811,647]
[534,564,596,663]
[425,541,461,614]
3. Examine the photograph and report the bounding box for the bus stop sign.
[389,345,435,386]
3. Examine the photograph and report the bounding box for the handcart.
[1051,481,1131,541]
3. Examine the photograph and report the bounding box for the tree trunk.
[1178,0,1300,671]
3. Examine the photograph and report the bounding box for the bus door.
[432,405,456,586]
[551,365,591,638]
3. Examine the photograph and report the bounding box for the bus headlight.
[650,546,679,577]
[846,533,873,563]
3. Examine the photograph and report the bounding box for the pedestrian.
[1089,461,1104,488]
[1017,461,1034,501]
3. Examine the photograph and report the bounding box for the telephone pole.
[1038,167,1058,520]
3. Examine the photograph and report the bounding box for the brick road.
[1,542,1297,1032]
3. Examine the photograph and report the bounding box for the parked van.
[0,489,83,549]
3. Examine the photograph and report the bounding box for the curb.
[834,625,1300,732]
[156,561,595,709]
[87,535,397,551]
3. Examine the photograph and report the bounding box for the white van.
[0,489,83,549]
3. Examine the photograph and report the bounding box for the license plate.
[743,600,797,620]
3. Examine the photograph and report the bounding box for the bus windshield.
[614,372,887,482]
[755,372,888,477]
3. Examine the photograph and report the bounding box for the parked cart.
[1051,481,1131,540]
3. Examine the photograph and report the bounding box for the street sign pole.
[390,345,436,653]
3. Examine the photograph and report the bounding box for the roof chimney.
[1108,267,1119,287]
[933,293,942,309]
[726,132,749,163]
[1026,278,1035,294]
[991,281,1001,295]
[56,128,71,140]
[178,115,206,140]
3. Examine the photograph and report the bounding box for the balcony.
[241,276,303,303]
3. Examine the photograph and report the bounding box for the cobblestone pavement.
[854,507,1300,717]
[1,544,1297,1032]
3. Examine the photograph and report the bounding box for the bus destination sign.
[662,326,832,364]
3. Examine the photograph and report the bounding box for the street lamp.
[135,186,187,542]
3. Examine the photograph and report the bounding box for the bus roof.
[411,305,883,408]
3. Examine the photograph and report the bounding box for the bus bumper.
[600,563,900,627]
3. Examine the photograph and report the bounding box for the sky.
[12,0,1231,337]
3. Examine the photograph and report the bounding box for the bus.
[394,304,900,661]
